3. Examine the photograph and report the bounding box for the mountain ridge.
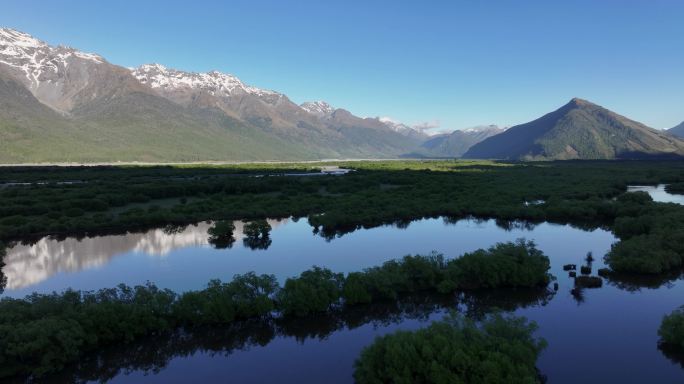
[669,121,684,138]
[0,27,426,162]
[463,98,684,160]
[2,28,681,163]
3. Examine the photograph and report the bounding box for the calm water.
[627,184,684,205]
[3,215,684,383]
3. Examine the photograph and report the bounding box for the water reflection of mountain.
[2,219,287,291]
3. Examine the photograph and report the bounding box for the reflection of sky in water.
[4,217,615,298]
[627,184,684,205]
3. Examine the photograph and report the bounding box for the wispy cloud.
[412,120,440,132]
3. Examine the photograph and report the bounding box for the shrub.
[441,239,551,290]
[605,234,683,274]
[354,313,546,384]
[0,284,176,378]
[243,219,271,239]
[659,306,684,349]
[243,219,273,250]
[207,220,236,248]
[173,273,278,324]
[278,267,344,317]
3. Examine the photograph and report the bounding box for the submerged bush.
[659,306,684,350]
[353,313,547,384]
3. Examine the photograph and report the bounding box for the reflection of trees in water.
[454,288,556,320]
[570,287,586,304]
[3,219,289,292]
[606,269,684,292]
[242,220,272,250]
[658,343,684,369]
[209,237,236,249]
[0,242,6,294]
[242,237,272,250]
[207,221,236,249]
[312,215,601,241]
[48,289,553,383]
[494,219,539,232]
[0,261,6,296]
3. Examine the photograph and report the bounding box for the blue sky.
[2,0,683,131]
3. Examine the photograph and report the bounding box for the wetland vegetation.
[0,240,552,380]
[2,160,684,275]
[1,159,684,382]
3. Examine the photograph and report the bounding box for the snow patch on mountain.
[0,27,104,89]
[131,63,280,100]
[300,101,335,116]
[461,125,504,133]
[378,117,430,138]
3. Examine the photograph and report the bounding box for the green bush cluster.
[0,241,551,379]
[242,219,273,250]
[659,306,684,350]
[353,313,547,384]
[207,220,236,248]
[173,273,278,324]
[0,284,177,378]
[665,183,684,195]
[606,205,684,274]
[343,240,551,306]
[444,240,551,290]
[243,219,271,239]
[278,267,344,316]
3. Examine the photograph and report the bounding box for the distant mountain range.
[464,98,684,160]
[669,121,684,139]
[406,125,505,158]
[1,28,682,163]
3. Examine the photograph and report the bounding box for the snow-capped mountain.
[378,117,429,140]
[461,125,506,134]
[0,27,151,115]
[300,101,335,117]
[0,27,424,162]
[132,64,281,102]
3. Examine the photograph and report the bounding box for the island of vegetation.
[0,240,552,380]
[659,306,684,351]
[354,313,546,384]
